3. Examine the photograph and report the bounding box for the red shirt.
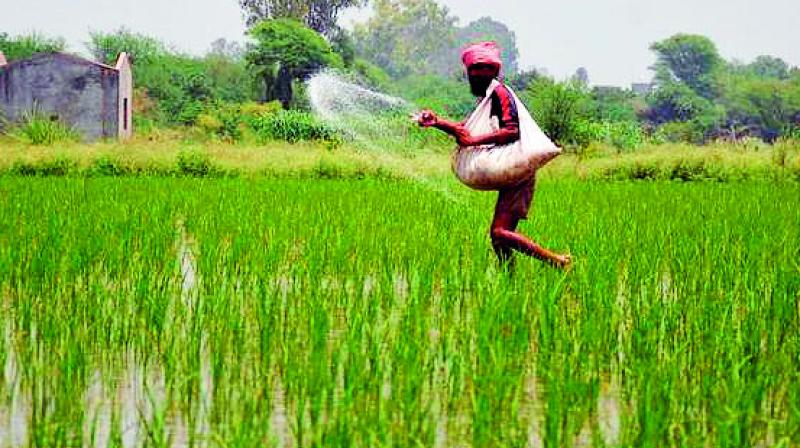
[490,84,520,133]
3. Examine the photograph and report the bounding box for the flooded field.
[0,177,798,447]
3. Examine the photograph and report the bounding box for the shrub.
[569,120,605,149]
[177,101,207,126]
[522,78,592,147]
[11,157,76,176]
[194,101,283,141]
[0,32,65,61]
[7,110,79,145]
[654,121,704,144]
[604,121,645,151]
[91,156,131,176]
[176,148,214,176]
[251,110,343,145]
[195,113,224,134]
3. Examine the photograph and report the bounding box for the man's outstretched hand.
[416,110,478,146]
[416,110,438,127]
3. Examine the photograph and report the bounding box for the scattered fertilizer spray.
[306,71,467,203]
[306,71,418,151]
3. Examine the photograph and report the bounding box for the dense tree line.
[1,0,797,146]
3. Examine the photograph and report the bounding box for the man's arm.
[418,85,521,146]
[467,125,520,146]
[419,112,519,146]
[430,117,464,137]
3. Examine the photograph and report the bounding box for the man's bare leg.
[492,237,516,271]
[490,210,571,269]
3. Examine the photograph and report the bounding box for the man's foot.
[551,253,572,270]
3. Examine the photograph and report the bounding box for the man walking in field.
[417,41,571,269]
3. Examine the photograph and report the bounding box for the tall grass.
[4,109,79,145]
[1,138,798,182]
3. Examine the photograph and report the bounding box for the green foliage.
[653,121,706,144]
[644,81,724,141]
[247,19,343,106]
[238,0,366,36]
[88,29,258,126]
[650,34,723,99]
[507,68,546,92]
[250,110,343,144]
[6,110,79,145]
[352,58,392,90]
[352,0,460,78]
[0,32,65,61]
[1,175,799,446]
[329,28,357,67]
[203,52,257,104]
[522,78,592,147]
[645,34,800,142]
[88,28,166,66]
[353,3,521,79]
[394,75,474,119]
[746,55,791,80]
[248,19,343,73]
[10,157,77,176]
[719,72,800,142]
[589,86,639,123]
[195,101,283,141]
[176,148,215,176]
[606,122,645,150]
[567,120,645,151]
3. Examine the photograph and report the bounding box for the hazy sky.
[2,0,798,86]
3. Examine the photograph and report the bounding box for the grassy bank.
[1,135,799,181]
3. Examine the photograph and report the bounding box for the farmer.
[417,41,571,269]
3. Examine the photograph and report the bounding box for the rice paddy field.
[0,176,798,447]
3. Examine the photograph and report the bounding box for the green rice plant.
[0,177,797,446]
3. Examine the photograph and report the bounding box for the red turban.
[461,41,503,70]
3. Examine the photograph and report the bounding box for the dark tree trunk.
[260,69,276,103]
[275,65,294,108]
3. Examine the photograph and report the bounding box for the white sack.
[452,80,561,190]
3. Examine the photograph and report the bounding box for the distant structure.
[0,51,132,140]
[631,82,653,96]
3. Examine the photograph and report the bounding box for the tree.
[747,55,790,80]
[650,34,722,99]
[573,67,589,86]
[644,80,724,142]
[720,73,800,141]
[521,78,592,146]
[456,17,519,75]
[205,40,255,103]
[88,29,250,124]
[329,28,356,67]
[352,0,459,78]
[0,32,65,61]
[238,0,366,37]
[590,86,638,123]
[247,19,343,107]
[88,28,167,65]
[507,68,545,92]
[352,5,522,79]
[209,38,245,60]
